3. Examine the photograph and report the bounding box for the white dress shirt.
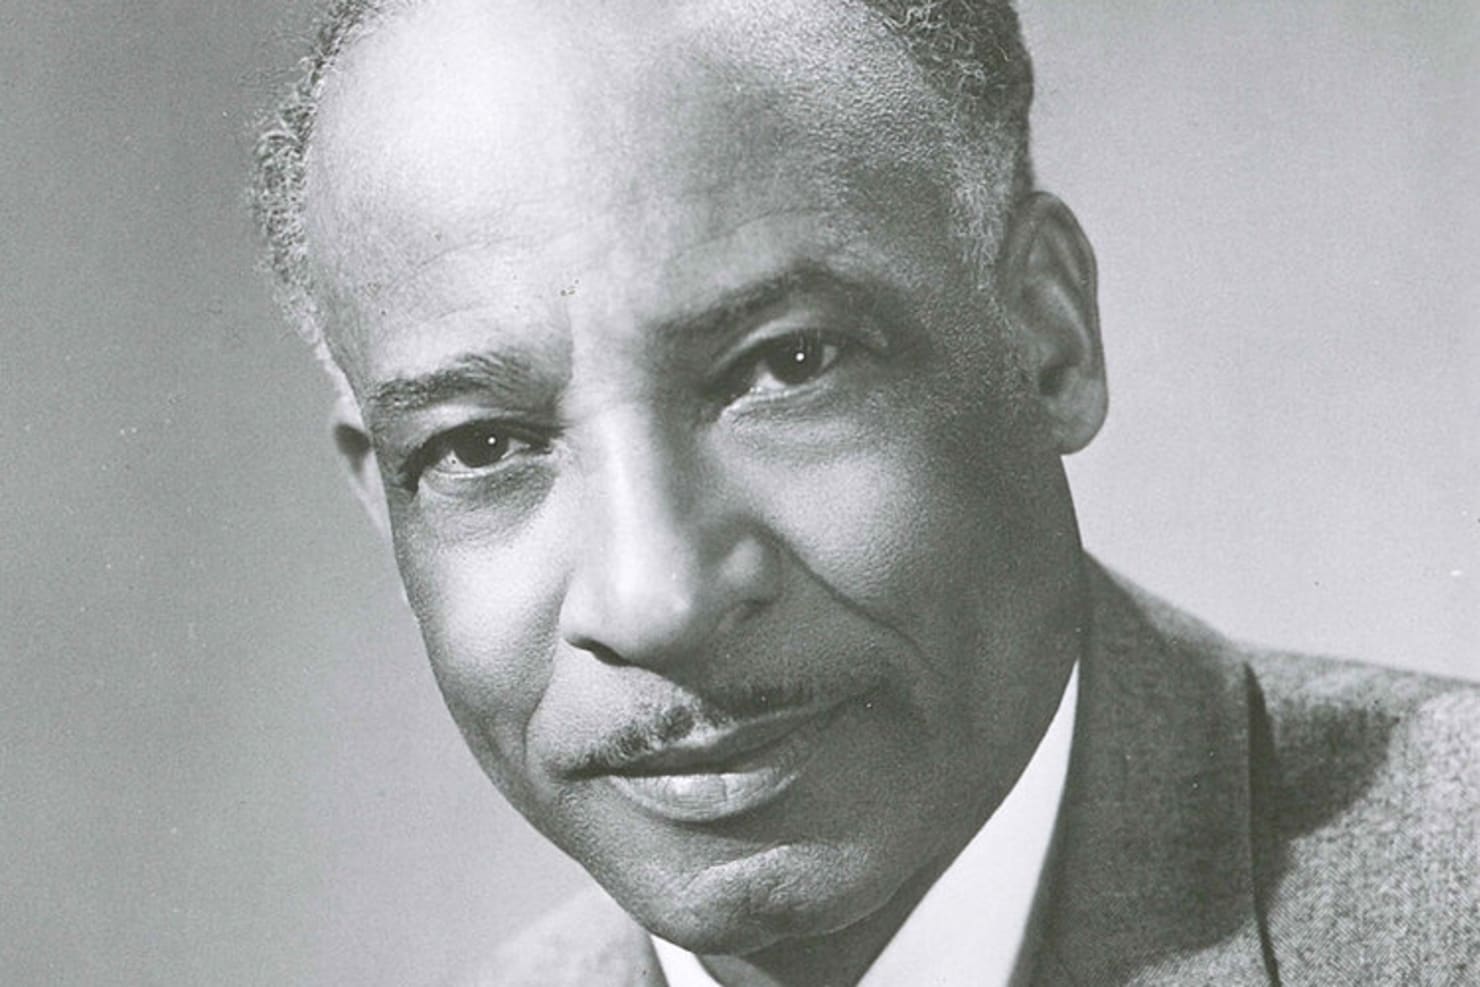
[653,664,1079,987]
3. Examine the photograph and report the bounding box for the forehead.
[304,0,959,386]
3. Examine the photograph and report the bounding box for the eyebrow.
[366,350,553,425]
[363,260,898,424]
[650,260,889,349]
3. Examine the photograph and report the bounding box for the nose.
[558,412,781,669]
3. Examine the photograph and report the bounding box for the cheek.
[753,403,1036,634]
[739,384,1061,750]
[391,511,567,796]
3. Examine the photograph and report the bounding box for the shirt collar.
[653,663,1079,987]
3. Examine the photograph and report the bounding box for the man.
[252,1,1478,983]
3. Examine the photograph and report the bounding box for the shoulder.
[1104,566,1479,979]
[1243,646,1478,841]
[1110,568,1477,815]
[447,888,660,987]
[1245,648,1480,980]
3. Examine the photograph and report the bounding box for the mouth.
[601,704,843,824]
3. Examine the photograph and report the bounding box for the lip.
[604,706,839,824]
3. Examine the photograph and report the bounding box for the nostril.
[559,619,604,662]
[716,597,768,637]
[576,639,627,667]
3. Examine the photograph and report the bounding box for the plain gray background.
[2,1,1475,983]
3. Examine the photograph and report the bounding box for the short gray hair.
[251,0,1035,360]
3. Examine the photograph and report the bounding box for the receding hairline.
[251,0,1035,374]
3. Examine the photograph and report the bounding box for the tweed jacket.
[462,562,1479,986]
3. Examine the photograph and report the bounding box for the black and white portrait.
[3,2,1476,984]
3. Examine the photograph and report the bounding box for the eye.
[413,421,548,484]
[729,330,844,397]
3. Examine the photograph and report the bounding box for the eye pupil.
[450,428,507,468]
[765,333,824,385]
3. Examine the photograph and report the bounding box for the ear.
[331,392,392,541]
[999,192,1108,454]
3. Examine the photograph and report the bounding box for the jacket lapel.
[1029,564,1274,985]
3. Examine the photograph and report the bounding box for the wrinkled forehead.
[303,0,958,377]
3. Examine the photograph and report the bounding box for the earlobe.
[1000,192,1108,454]
[331,393,392,541]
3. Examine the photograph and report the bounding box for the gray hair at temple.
[251,0,1036,363]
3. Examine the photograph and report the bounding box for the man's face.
[307,0,1087,956]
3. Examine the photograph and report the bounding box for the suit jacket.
[461,562,1479,986]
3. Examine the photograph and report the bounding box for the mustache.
[567,681,823,778]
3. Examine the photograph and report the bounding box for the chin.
[616,841,898,957]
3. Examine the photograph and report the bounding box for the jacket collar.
[1027,561,1272,985]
